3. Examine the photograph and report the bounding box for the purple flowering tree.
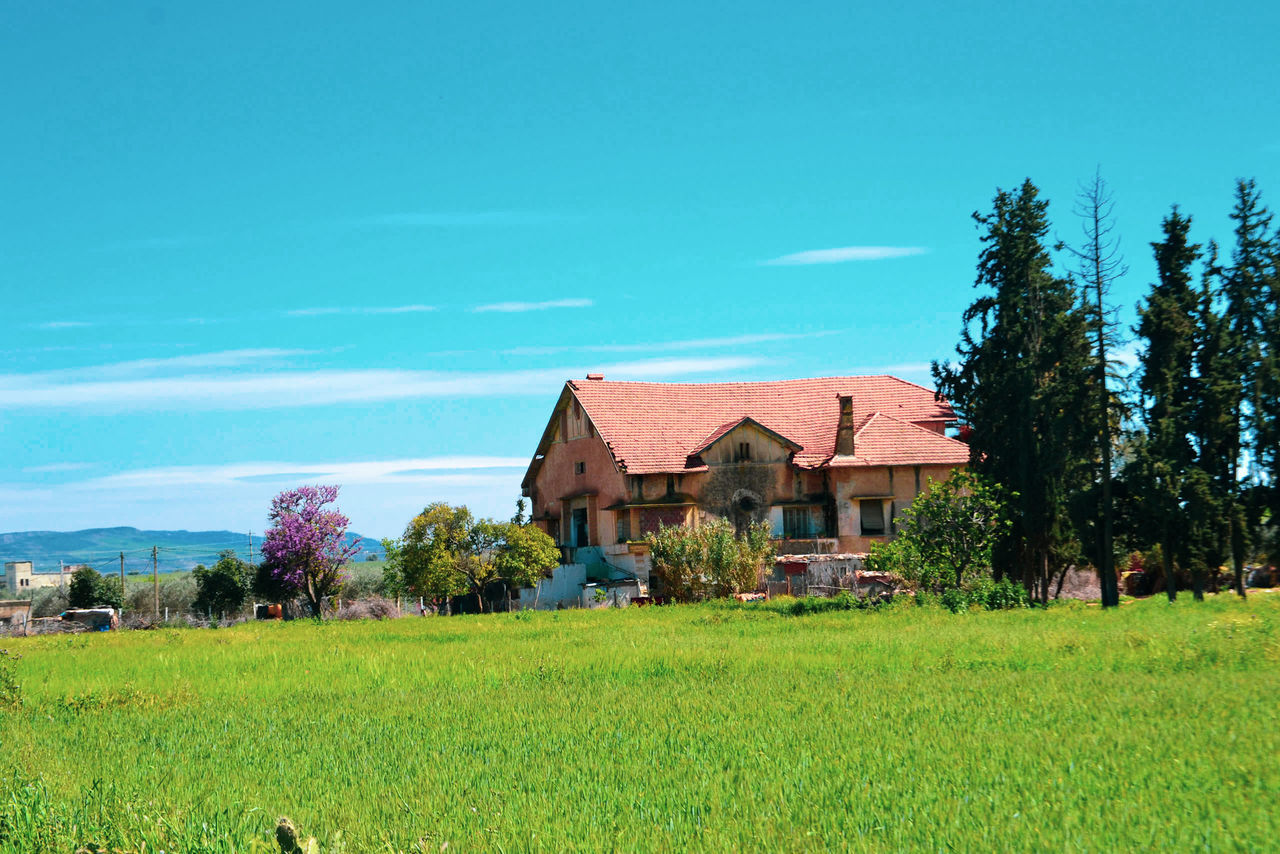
[260,485,361,618]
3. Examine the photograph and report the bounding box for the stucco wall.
[831,464,963,553]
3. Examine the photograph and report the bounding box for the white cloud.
[22,462,93,474]
[34,349,315,381]
[33,321,94,330]
[473,298,593,313]
[0,355,763,411]
[348,211,563,227]
[286,305,436,317]
[84,456,529,490]
[761,246,930,266]
[502,330,839,356]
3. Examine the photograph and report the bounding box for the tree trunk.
[1192,569,1205,601]
[1231,513,1247,599]
[1163,547,1176,603]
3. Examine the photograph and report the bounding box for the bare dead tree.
[1066,170,1127,609]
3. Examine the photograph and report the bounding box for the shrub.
[0,649,20,709]
[939,587,971,614]
[646,519,774,602]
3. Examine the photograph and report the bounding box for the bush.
[940,587,971,613]
[646,519,774,602]
[981,577,1030,610]
[29,586,68,618]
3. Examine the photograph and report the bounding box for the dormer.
[686,417,802,468]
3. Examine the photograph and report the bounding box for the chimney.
[835,395,855,455]
[585,373,605,381]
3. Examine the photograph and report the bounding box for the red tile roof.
[566,375,958,474]
[827,412,971,468]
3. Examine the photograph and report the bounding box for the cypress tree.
[1192,241,1238,589]
[1219,180,1274,595]
[1134,208,1202,599]
[934,179,1093,603]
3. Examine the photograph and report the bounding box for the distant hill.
[0,527,378,574]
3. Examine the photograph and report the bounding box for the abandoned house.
[520,374,970,601]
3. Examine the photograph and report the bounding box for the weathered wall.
[530,418,626,546]
[831,464,963,553]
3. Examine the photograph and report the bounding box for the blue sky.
[3,1,1278,539]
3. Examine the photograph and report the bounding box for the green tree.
[1132,207,1205,599]
[398,503,473,605]
[192,549,252,619]
[492,522,560,591]
[1190,240,1238,585]
[67,566,123,610]
[933,179,1094,603]
[1215,180,1273,595]
[865,471,1010,591]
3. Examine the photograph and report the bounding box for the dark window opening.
[574,461,585,475]
[616,514,631,543]
[572,508,589,547]
[735,441,751,462]
[860,500,886,536]
[783,506,817,539]
[666,474,675,496]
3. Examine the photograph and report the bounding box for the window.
[783,506,815,539]
[666,474,675,496]
[574,461,585,475]
[631,476,643,499]
[736,441,751,462]
[616,514,631,543]
[860,500,886,536]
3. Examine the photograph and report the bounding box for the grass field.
[1,594,1277,852]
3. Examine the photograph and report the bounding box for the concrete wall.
[518,562,588,610]
[3,561,71,595]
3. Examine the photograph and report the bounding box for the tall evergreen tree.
[934,179,1094,603]
[1066,172,1126,608]
[1191,241,1237,587]
[1133,208,1203,599]
[1219,180,1274,595]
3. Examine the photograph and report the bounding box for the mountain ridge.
[0,527,377,573]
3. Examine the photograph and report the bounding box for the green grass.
[1,595,1277,852]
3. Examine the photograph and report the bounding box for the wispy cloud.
[96,236,207,252]
[0,355,762,411]
[33,321,94,330]
[34,349,316,381]
[285,305,436,317]
[761,246,929,266]
[502,330,839,356]
[345,211,566,228]
[84,456,529,490]
[23,462,94,474]
[473,298,593,313]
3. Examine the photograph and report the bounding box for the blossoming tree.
[260,485,361,617]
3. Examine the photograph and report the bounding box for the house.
[3,561,73,595]
[520,374,970,599]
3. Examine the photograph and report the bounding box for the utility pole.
[119,552,125,612]
[152,546,159,618]
[248,531,253,566]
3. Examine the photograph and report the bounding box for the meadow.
[1,594,1277,852]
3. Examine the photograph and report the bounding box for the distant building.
[3,561,73,595]
[520,374,971,601]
